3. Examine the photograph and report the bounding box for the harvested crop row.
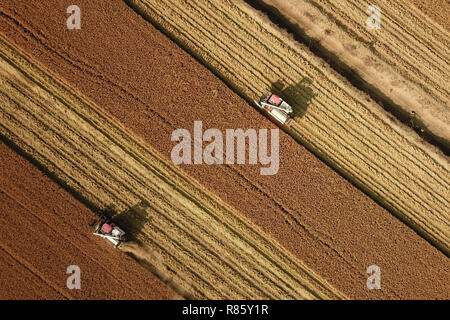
[0,36,343,300]
[1,0,448,300]
[0,141,175,300]
[257,0,450,146]
[127,0,450,254]
[0,244,65,299]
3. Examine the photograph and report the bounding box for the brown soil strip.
[0,140,175,299]
[246,0,450,154]
[0,0,448,299]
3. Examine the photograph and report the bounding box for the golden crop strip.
[0,35,345,300]
[262,0,449,150]
[127,0,450,254]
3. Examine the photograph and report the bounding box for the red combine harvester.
[254,89,293,126]
[93,215,126,247]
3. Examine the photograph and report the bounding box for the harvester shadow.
[100,200,151,240]
[269,78,316,119]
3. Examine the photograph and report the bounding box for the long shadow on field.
[269,78,316,119]
[100,200,150,240]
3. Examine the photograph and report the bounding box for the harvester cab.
[254,89,293,126]
[93,215,126,247]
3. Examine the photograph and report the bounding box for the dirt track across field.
[0,140,174,299]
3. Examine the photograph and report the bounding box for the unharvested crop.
[1,0,449,300]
